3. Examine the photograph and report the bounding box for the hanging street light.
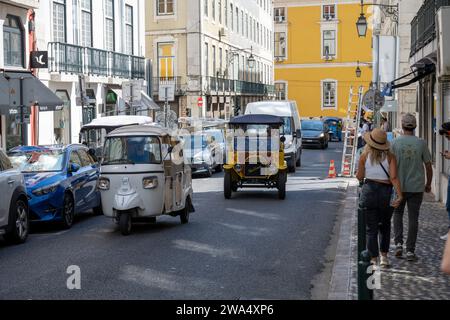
[356,61,362,78]
[247,47,256,69]
[356,1,368,38]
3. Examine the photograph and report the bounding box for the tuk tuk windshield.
[103,136,162,165]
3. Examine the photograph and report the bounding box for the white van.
[245,101,302,172]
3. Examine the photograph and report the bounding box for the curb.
[327,179,359,300]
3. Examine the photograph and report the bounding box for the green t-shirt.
[391,135,432,193]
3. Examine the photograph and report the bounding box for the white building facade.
[146,0,275,119]
[35,0,146,145]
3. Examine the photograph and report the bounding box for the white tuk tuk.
[79,116,153,158]
[98,124,195,235]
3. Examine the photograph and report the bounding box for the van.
[244,101,302,172]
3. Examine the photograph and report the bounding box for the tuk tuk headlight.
[285,141,293,149]
[234,164,242,172]
[97,177,110,190]
[143,176,158,190]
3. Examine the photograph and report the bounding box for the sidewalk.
[328,184,450,300]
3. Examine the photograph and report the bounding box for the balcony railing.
[207,77,275,95]
[49,42,145,79]
[152,77,183,95]
[410,0,450,57]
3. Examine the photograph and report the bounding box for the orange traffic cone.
[328,160,337,179]
[343,161,351,176]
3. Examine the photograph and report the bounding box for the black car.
[301,120,330,149]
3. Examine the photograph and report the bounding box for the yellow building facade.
[273,0,373,118]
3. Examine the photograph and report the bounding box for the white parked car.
[0,149,29,244]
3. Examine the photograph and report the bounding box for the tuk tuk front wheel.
[119,213,132,236]
[224,170,232,199]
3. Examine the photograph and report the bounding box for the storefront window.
[54,90,71,145]
[6,114,22,151]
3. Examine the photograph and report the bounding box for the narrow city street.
[0,143,347,300]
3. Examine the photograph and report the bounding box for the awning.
[0,70,63,114]
[391,64,436,90]
[135,91,160,111]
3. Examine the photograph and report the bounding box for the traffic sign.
[363,89,385,111]
[198,97,203,108]
[159,84,175,102]
[123,80,143,103]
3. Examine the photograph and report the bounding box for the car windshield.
[184,135,208,150]
[8,150,66,172]
[103,136,162,165]
[302,121,323,131]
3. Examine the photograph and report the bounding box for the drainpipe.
[28,9,37,146]
[199,0,204,118]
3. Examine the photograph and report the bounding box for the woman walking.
[356,128,403,268]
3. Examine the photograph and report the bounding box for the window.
[274,7,285,23]
[219,48,223,76]
[224,0,228,25]
[105,0,115,51]
[204,0,208,16]
[157,0,174,15]
[212,0,216,20]
[275,83,286,100]
[70,151,83,167]
[218,0,222,23]
[81,0,92,47]
[230,4,233,30]
[53,0,66,43]
[77,149,94,167]
[236,8,239,33]
[323,30,336,58]
[274,32,286,58]
[125,5,134,55]
[323,5,336,20]
[204,42,209,76]
[245,14,248,38]
[323,81,337,109]
[212,45,216,76]
[158,43,175,79]
[241,10,244,35]
[3,15,24,67]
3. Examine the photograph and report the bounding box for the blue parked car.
[7,145,102,229]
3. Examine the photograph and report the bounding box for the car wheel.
[180,197,191,224]
[278,171,287,200]
[224,170,232,199]
[119,213,132,236]
[61,194,75,230]
[288,157,296,173]
[93,199,103,216]
[215,164,223,173]
[296,151,302,167]
[205,166,213,177]
[4,198,29,244]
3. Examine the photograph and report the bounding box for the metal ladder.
[341,86,364,177]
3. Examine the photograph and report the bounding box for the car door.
[0,151,19,229]
[77,148,100,210]
[68,150,86,212]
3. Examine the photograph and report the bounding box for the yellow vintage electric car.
[223,114,288,200]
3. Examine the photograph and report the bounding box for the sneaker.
[380,256,390,268]
[394,244,403,258]
[406,251,418,262]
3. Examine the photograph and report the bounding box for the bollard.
[358,250,374,300]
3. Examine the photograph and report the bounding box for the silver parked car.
[0,149,29,244]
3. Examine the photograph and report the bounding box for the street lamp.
[356,0,399,38]
[356,61,362,78]
[247,52,256,70]
[356,3,368,38]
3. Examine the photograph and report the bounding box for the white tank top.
[365,154,390,180]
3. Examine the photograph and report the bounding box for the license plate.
[306,140,313,143]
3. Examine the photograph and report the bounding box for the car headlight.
[319,133,325,138]
[143,176,158,190]
[97,177,110,190]
[32,183,59,196]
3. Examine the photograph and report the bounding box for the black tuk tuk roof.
[229,114,284,126]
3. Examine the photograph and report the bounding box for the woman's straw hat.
[364,128,390,151]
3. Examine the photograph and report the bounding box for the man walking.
[391,113,433,261]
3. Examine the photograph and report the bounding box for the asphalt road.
[0,142,347,300]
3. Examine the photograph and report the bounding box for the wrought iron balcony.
[151,77,183,95]
[48,42,145,79]
[207,77,275,96]
[410,0,450,57]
